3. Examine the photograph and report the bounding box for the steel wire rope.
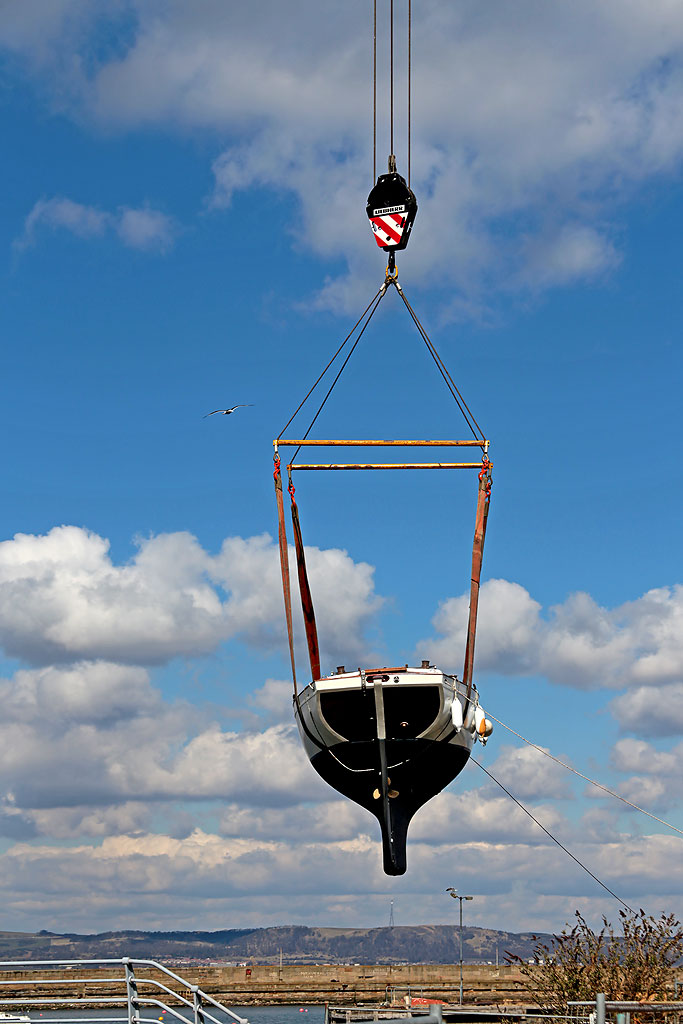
[390,0,394,158]
[277,285,385,441]
[393,283,486,440]
[373,0,377,181]
[470,756,635,913]
[289,286,387,464]
[399,286,485,440]
[408,0,411,187]
[485,712,683,838]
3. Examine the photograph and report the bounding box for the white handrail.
[0,956,249,1024]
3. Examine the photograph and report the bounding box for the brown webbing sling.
[288,476,321,682]
[273,455,298,689]
[462,458,492,706]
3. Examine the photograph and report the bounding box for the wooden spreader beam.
[274,437,491,472]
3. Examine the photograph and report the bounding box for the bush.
[507,910,683,1013]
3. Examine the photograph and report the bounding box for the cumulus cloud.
[610,682,683,736]
[0,658,328,815]
[0,824,681,932]
[604,738,683,813]
[424,578,683,690]
[611,738,683,777]
[0,525,382,667]
[247,678,293,722]
[15,197,176,253]
[3,3,683,304]
[515,224,621,289]
[485,744,573,801]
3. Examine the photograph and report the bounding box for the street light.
[446,888,474,1006]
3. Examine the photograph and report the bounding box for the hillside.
[0,925,550,964]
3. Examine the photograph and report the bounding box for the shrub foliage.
[507,910,683,1013]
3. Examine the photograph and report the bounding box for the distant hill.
[0,925,550,964]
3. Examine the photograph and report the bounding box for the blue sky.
[0,0,682,936]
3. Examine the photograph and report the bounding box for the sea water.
[35,1006,324,1024]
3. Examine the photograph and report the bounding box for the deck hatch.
[319,685,442,741]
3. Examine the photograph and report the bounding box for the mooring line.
[471,757,634,912]
[487,712,683,838]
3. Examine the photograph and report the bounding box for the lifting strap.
[274,453,327,754]
[273,455,298,689]
[288,477,322,682]
[462,459,492,706]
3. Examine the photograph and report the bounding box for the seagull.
[203,405,254,418]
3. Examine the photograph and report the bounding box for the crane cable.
[393,279,487,441]
[373,0,411,179]
[486,712,683,839]
[278,283,385,441]
[390,0,394,158]
[285,285,388,465]
[373,0,376,181]
[471,756,635,913]
[408,0,411,187]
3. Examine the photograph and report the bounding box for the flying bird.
[203,405,254,418]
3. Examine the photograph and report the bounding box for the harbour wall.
[182,963,530,1005]
[0,963,532,1008]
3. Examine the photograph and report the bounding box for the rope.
[393,282,486,441]
[487,712,683,839]
[290,285,387,462]
[277,285,384,440]
[471,757,635,913]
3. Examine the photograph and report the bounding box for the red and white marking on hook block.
[369,206,407,248]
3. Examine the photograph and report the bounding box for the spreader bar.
[275,438,488,447]
[287,462,489,471]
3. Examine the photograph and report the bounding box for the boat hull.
[311,737,471,874]
[294,665,477,875]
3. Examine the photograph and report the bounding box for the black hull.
[310,737,470,875]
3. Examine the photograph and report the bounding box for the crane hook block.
[366,170,417,252]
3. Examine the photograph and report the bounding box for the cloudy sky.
[0,0,682,937]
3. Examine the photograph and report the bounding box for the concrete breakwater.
[0,963,531,1008]
[179,963,530,1005]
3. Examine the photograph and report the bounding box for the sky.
[0,0,682,939]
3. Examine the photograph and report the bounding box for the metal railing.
[568,995,683,1024]
[0,957,249,1024]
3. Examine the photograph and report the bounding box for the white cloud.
[0,658,329,815]
[610,682,683,736]
[4,3,683,304]
[16,198,109,250]
[15,197,176,253]
[611,737,683,777]
[116,205,176,251]
[486,745,573,801]
[0,525,382,667]
[606,737,683,813]
[424,578,683,691]
[247,678,293,722]
[0,824,681,933]
[0,662,161,725]
[515,224,621,289]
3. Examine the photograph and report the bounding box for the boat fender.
[464,702,476,731]
[474,706,494,743]
[451,699,463,731]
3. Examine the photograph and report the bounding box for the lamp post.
[446,888,474,1006]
